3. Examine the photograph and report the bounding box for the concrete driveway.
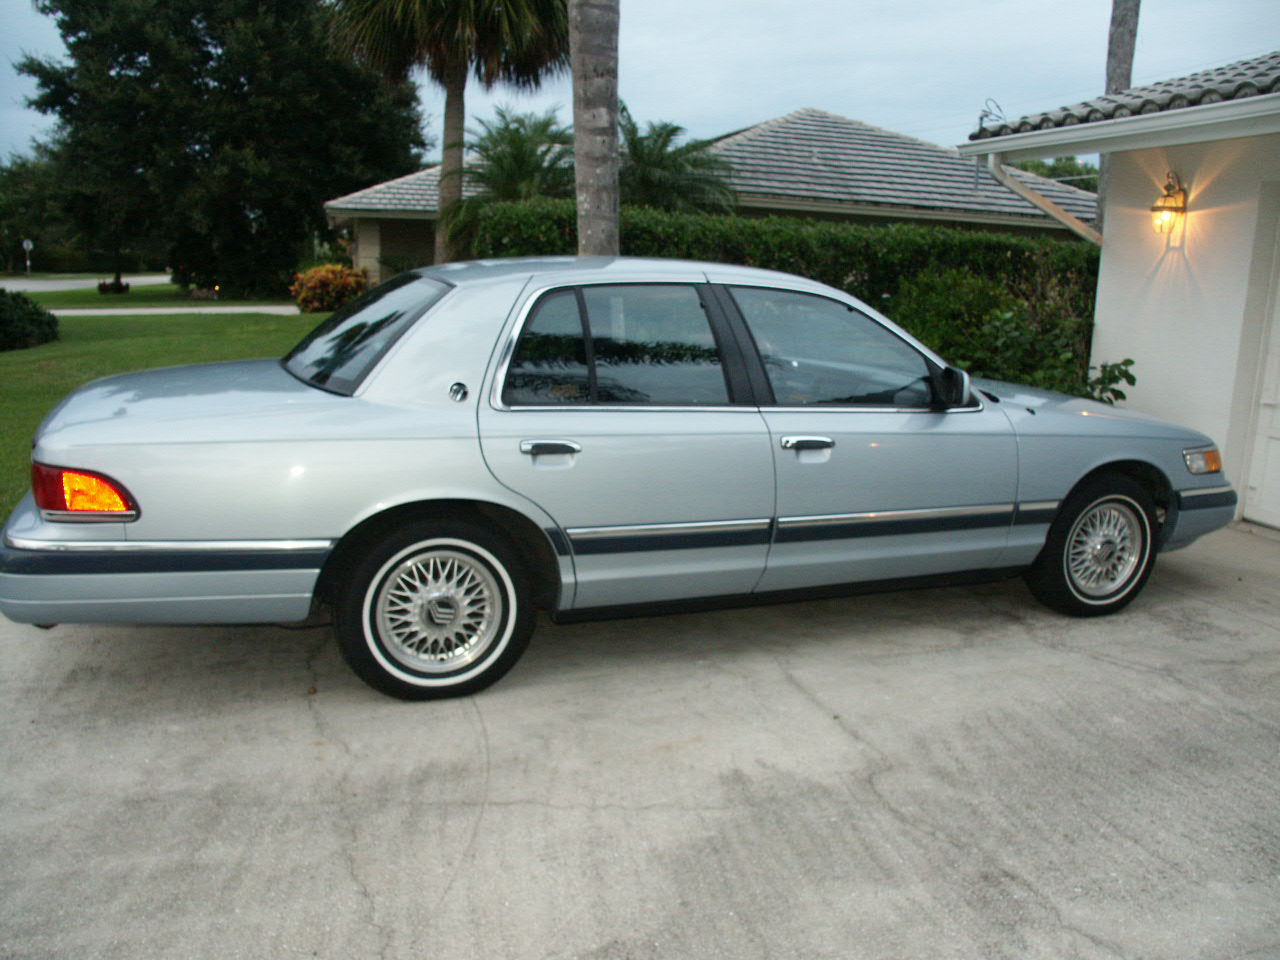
[2,525,1277,960]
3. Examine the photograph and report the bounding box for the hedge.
[470,199,1115,397]
[472,199,1096,304]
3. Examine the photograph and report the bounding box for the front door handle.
[780,436,835,451]
[520,440,583,456]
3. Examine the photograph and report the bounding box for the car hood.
[36,359,343,444]
[972,377,1214,444]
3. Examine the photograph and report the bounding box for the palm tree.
[446,106,574,255]
[569,0,619,255]
[1098,0,1141,231]
[618,105,735,213]
[467,107,574,201]
[331,0,569,263]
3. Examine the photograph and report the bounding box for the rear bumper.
[0,512,330,625]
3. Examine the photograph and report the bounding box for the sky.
[2,0,1278,162]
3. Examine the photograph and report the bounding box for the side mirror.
[932,365,971,408]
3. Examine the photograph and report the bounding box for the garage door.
[1245,219,1280,528]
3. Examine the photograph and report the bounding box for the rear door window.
[503,284,731,406]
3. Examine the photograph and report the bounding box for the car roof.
[411,256,822,290]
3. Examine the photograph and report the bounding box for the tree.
[0,148,72,274]
[1012,156,1099,194]
[618,105,734,213]
[569,0,620,256]
[1105,0,1141,96]
[20,0,424,295]
[332,0,569,264]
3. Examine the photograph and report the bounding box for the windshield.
[282,274,451,395]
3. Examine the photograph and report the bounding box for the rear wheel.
[335,520,534,699]
[1025,475,1158,616]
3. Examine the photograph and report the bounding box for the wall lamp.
[1152,171,1187,234]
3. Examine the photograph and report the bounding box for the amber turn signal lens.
[32,463,137,515]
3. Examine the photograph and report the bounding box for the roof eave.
[325,204,438,224]
[735,194,1090,231]
[957,92,1280,161]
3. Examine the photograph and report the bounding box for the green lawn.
[0,312,319,511]
[25,283,293,311]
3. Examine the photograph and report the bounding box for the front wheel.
[335,520,534,700]
[1025,475,1158,617]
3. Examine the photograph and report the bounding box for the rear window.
[282,274,450,394]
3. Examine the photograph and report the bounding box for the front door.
[722,284,1019,592]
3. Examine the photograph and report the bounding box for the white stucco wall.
[1091,133,1280,487]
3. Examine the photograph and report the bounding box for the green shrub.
[289,263,368,313]
[950,307,1086,393]
[888,269,1021,358]
[1087,358,1137,405]
[0,289,59,352]
[888,260,1109,397]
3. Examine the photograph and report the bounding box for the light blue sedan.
[0,258,1237,698]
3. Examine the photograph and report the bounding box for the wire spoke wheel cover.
[337,523,534,699]
[1064,499,1144,599]
[1025,476,1158,617]
[374,547,504,674]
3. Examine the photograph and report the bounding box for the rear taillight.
[32,463,139,521]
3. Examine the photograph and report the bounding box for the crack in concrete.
[430,698,493,917]
[1021,622,1280,739]
[299,634,394,958]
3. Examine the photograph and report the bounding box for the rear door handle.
[520,440,583,456]
[780,436,835,451]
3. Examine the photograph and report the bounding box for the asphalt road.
[2,524,1277,960]
[3,274,173,293]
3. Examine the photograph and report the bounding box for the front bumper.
[1163,484,1238,551]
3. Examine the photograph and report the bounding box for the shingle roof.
[970,50,1280,140]
[716,108,1095,223]
[327,108,1097,226]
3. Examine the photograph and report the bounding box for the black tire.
[1025,475,1158,617]
[335,520,534,700]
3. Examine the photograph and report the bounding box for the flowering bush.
[290,264,368,313]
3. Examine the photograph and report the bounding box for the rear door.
[479,282,775,609]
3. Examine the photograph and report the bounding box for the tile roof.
[326,166,479,215]
[715,108,1095,223]
[327,108,1097,226]
[970,50,1280,140]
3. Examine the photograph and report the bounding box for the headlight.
[1183,447,1222,475]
